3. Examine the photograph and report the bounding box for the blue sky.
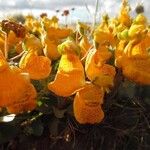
[0,0,149,23]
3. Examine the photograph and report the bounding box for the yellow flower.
[8,31,22,48]
[142,32,150,50]
[134,13,147,25]
[131,41,149,56]
[73,82,104,124]
[57,39,80,55]
[118,0,131,27]
[79,36,91,58]
[115,40,127,58]
[43,38,61,60]
[0,50,8,72]
[85,46,116,91]
[0,52,37,114]
[24,34,43,55]
[85,46,113,74]
[47,27,72,41]
[77,22,91,36]
[121,55,150,85]
[6,83,37,114]
[48,53,85,97]
[85,46,112,69]
[19,51,51,80]
[94,21,116,46]
[0,60,37,114]
[0,31,5,54]
[15,41,23,54]
[41,15,59,29]
[24,15,34,32]
[91,64,116,90]
[128,24,146,40]
[24,15,40,33]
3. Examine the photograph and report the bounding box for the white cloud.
[0,0,149,22]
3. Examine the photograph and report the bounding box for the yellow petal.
[8,31,21,48]
[47,27,72,40]
[73,83,104,124]
[48,54,85,97]
[43,39,60,60]
[118,0,131,27]
[57,39,80,55]
[94,20,116,46]
[92,64,116,88]
[85,48,114,86]
[6,84,37,114]
[121,56,150,85]
[0,50,9,72]
[0,67,33,106]
[19,52,51,80]
[131,41,148,56]
[79,36,91,58]
[25,34,43,54]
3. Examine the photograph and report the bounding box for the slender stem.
[9,50,25,61]
[84,0,92,18]
[81,45,93,61]
[75,30,78,44]
[93,0,99,28]
[4,32,8,59]
[65,16,68,28]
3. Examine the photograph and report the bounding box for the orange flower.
[41,15,59,29]
[115,40,127,59]
[121,55,150,85]
[94,15,116,47]
[15,41,23,54]
[19,51,51,80]
[0,68,28,107]
[47,27,72,41]
[6,84,37,114]
[91,64,116,90]
[43,38,60,60]
[85,47,115,89]
[121,40,135,57]
[0,62,37,113]
[128,24,146,40]
[0,52,37,114]
[24,34,43,54]
[118,0,131,27]
[73,82,104,124]
[85,46,112,69]
[79,36,91,58]
[7,31,22,49]
[24,15,35,32]
[48,53,85,97]
[0,31,5,54]
[142,32,150,50]
[57,39,80,55]
[0,50,8,72]
[131,41,149,56]
[115,39,149,68]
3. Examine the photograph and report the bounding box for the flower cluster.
[0,0,150,125]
